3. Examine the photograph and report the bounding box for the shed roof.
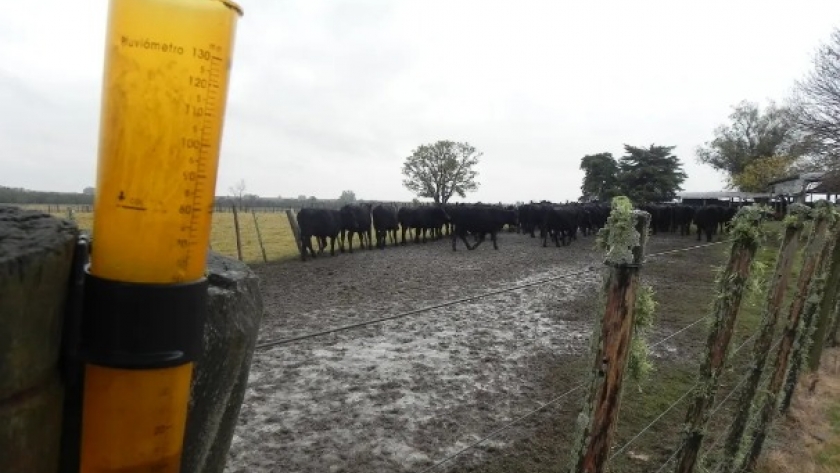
[810,171,840,194]
[766,172,825,186]
[677,191,771,200]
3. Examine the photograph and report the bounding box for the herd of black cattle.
[295,201,742,261]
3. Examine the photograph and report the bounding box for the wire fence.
[254,241,728,351]
[245,236,787,473]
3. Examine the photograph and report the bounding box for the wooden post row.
[717,205,809,473]
[673,206,764,473]
[740,204,832,472]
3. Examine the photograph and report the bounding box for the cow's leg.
[542,229,548,247]
[472,235,484,250]
[696,225,702,241]
[330,235,337,256]
[452,229,458,251]
[348,232,354,253]
[300,235,309,261]
[459,233,474,250]
[491,231,498,250]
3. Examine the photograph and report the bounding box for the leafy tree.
[696,101,806,179]
[793,28,840,170]
[580,152,619,201]
[297,195,307,201]
[617,144,687,203]
[83,187,95,196]
[402,140,481,204]
[731,156,795,192]
[338,190,357,203]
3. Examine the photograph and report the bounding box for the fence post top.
[598,199,650,267]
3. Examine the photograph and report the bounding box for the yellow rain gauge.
[80,1,242,471]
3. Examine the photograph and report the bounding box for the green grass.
[816,404,840,467]
[10,205,303,263]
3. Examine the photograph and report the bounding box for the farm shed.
[676,191,771,207]
[767,172,826,202]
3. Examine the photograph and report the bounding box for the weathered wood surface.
[719,217,805,473]
[674,209,761,473]
[742,213,830,471]
[571,208,650,473]
[181,252,264,473]
[0,206,78,473]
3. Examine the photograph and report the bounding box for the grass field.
[15,205,301,263]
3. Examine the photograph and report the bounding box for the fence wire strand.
[416,384,585,473]
[256,241,727,350]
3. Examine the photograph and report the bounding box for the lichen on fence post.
[806,213,840,372]
[568,196,651,473]
[672,205,765,473]
[780,206,839,412]
[740,202,833,472]
[717,204,809,473]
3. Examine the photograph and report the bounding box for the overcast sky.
[1,1,839,203]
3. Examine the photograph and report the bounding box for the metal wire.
[415,384,585,473]
[649,315,713,351]
[255,266,595,350]
[256,241,726,350]
[608,328,762,462]
[609,381,699,461]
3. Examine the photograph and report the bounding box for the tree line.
[695,29,840,192]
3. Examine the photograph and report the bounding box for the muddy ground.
[225,230,756,473]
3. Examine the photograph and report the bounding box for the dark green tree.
[579,152,619,201]
[402,140,481,204]
[617,144,687,203]
[696,100,806,180]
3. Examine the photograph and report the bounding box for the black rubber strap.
[80,269,207,369]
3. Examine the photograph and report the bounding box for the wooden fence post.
[717,205,809,473]
[780,215,839,412]
[231,204,243,261]
[285,209,305,259]
[672,206,764,473]
[740,203,832,472]
[830,294,840,347]
[1,207,78,473]
[807,220,840,372]
[251,211,268,263]
[569,197,650,473]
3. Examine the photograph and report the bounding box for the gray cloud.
[2,0,839,203]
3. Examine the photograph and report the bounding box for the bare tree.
[228,179,246,209]
[794,29,840,169]
[402,140,481,204]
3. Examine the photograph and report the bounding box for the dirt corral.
[225,230,730,473]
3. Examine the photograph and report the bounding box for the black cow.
[518,202,553,238]
[372,204,399,249]
[693,205,724,242]
[397,206,449,244]
[296,208,344,261]
[340,203,372,253]
[447,204,508,251]
[542,206,577,247]
[673,205,695,236]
